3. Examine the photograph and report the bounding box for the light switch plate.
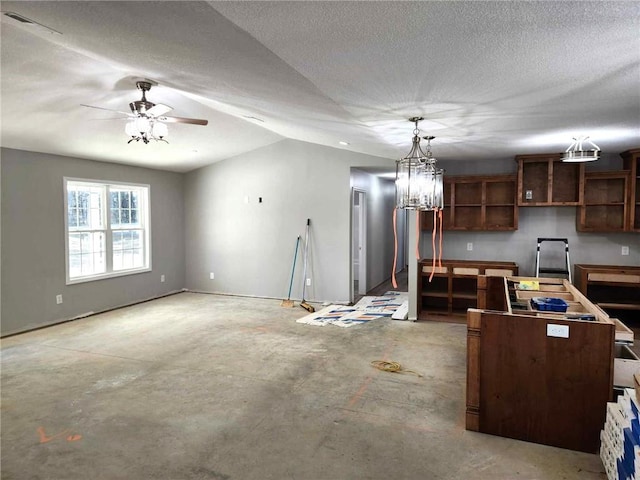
[622,246,629,256]
[547,324,569,338]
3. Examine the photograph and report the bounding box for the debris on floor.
[296,291,408,327]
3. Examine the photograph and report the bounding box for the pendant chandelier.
[561,136,600,162]
[395,117,444,210]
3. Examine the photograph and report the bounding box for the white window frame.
[64,177,152,284]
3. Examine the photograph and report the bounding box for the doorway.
[352,189,367,299]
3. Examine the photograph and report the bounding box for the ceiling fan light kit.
[561,136,601,162]
[82,80,208,144]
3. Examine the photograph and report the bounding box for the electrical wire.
[392,208,398,289]
[438,208,443,268]
[415,210,421,260]
[370,360,423,377]
[429,209,437,282]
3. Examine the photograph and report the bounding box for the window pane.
[120,191,129,209]
[130,209,138,225]
[68,191,77,209]
[112,230,144,271]
[69,232,104,278]
[69,234,82,255]
[121,209,130,224]
[131,193,138,209]
[79,191,89,211]
[89,191,103,229]
[68,209,77,229]
[77,192,89,227]
[111,191,119,209]
[80,253,93,275]
[122,250,133,269]
[111,208,120,226]
[94,251,105,273]
[80,233,91,252]
[69,254,81,278]
[113,249,123,271]
[132,247,143,268]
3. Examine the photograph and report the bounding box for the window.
[65,179,150,283]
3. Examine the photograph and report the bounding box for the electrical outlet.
[306,278,311,286]
[160,274,165,282]
[622,246,629,256]
[547,324,569,339]
[209,272,215,280]
[467,242,473,251]
[525,190,533,200]
[56,294,63,305]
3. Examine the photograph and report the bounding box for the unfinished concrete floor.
[1,292,606,479]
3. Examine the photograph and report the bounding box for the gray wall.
[184,139,395,304]
[3,142,636,335]
[351,169,400,294]
[1,148,185,335]
[421,154,640,273]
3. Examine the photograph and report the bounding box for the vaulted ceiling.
[1,1,639,172]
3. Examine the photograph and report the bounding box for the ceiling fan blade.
[157,115,208,126]
[147,103,173,117]
[81,104,133,117]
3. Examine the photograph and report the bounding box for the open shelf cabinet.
[577,170,630,232]
[418,259,518,321]
[516,153,584,206]
[421,175,518,231]
[621,148,640,232]
[574,264,640,326]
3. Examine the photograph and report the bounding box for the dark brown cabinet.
[621,148,640,232]
[516,153,584,206]
[574,264,640,320]
[418,259,518,320]
[466,277,615,453]
[577,170,630,232]
[421,175,518,231]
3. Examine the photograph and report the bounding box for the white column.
[407,210,419,321]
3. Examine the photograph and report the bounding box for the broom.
[281,236,300,307]
[300,219,315,313]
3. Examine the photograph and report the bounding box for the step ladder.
[535,238,572,283]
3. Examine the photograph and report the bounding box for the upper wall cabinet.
[577,170,630,232]
[620,148,640,232]
[516,153,584,206]
[421,175,518,231]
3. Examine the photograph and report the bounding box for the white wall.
[1,148,186,335]
[184,139,395,303]
[421,154,640,273]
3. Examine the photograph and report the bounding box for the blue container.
[530,297,568,312]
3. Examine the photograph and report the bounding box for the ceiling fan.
[82,81,208,144]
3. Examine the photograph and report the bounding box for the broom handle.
[302,219,310,300]
[287,236,300,300]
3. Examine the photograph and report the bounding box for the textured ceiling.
[1,1,639,172]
